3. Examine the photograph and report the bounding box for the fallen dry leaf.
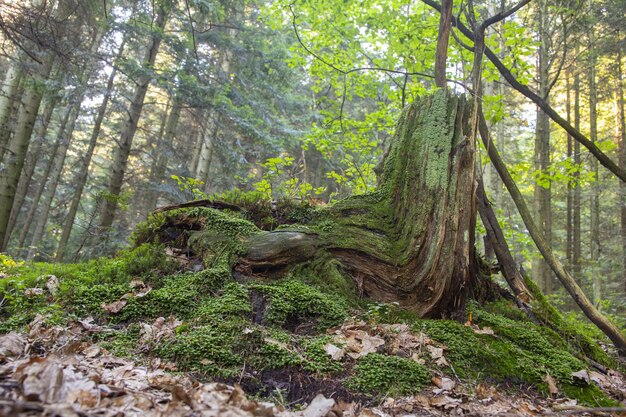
[324,343,344,360]
[544,373,558,396]
[101,299,127,314]
[45,275,59,296]
[0,331,28,359]
[571,369,590,385]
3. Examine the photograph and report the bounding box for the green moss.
[98,324,141,357]
[561,384,621,407]
[301,336,344,374]
[195,282,252,322]
[70,283,131,317]
[522,277,612,367]
[290,255,360,307]
[155,322,243,378]
[346,353,430,397]
[249,279,348,330]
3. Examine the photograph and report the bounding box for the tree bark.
[3,95,57,250]
[477,101,626,354]
[55,36,127,262]
[16,103,70,253]
[573,61,582,279]
[434,0,453,88]
[98,1,170,230]
[0,55,54,250]
[616,51,626,297]
[237,91,480,317]
[146,97,182,213]
[588,35,601,305]
[532,0,552,294]
[566,71,573,269]
[0,61,23,163]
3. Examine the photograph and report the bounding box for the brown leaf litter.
[1,316,626,417]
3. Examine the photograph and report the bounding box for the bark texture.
[237,91,481,317]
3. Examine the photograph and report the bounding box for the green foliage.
[346,353,430,397]
[237,155,326,200]
[171,175,207,200]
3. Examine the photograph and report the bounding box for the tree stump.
[235,91,482,317]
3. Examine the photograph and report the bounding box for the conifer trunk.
[588,35,601,304]
[3,96,57,250]
[532,0,552,294]
[0,62,23,163]
[98,2,170,231]
[0,56,54,250]
[56,38,126,261]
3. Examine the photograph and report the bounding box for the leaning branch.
[421,0,626,183]
[153,199,242,214]
[477,102,626,354]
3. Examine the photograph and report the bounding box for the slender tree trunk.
[0,56,54,250]
[616,52,626,297]
[189,121,205,177]
[532,0,552,293]
[55,36,127,261]
[196,116,216,189]
[146,97,181,212]
[16,104,71,252]
[566,71,573,269]
[98,2,170,230]
[434,0,453,88]
[477,102,626,354]
[573,63,582,279]
[0,61,23,163]
[26,97,84,260]
[3,96,57,250]
[588,36,601,305]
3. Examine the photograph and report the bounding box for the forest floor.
[2,205,626,416]
[0,316,626,417]
[2,306,626,416]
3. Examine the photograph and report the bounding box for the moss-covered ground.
[0,205,623,408]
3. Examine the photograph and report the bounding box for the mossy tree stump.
[234,91,483,317]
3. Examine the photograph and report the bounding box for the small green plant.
[171,175,207,200]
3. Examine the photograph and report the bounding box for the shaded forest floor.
[2,205,626,416]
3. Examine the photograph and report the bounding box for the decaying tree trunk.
[233,91,482,317]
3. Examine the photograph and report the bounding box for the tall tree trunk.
[26,98,83,260]
[196,115,216,190]
[566,71,573,269]
[146,97,182,212]
[55,35,127,262]
[573,60,582,279]
[25,29,105,260]
[532,0,552,294]
[0,61,23,163]
[0,55,54,250]
[16,103,71,252]
[3,96,58,250]
[588,35,601,305]
[616,51,626,297]
[98,1,170,230]
[434,0,453,88]
[189,121,205,177]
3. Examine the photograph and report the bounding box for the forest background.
[0,0,624,324]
